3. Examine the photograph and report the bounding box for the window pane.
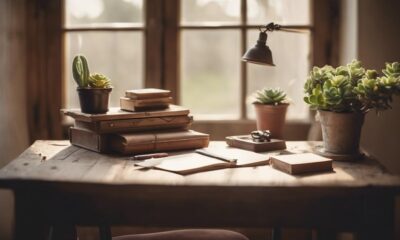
[65,32,143,108]
[247,0,310,25]
[246,30,311,121]
[65,0,143,27]
[181,0,240,25]
[181,30,241,119]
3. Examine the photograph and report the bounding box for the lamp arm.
[260,22,312,33]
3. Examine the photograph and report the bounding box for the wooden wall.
[358,0,400,174]
[356,0,400,238]
[0,0,29,239]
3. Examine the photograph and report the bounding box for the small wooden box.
[226,135,286,152]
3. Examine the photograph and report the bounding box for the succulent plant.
[89,73,112,88]
[72,55,90,88]
[254,88,288,105]
[72,55,112,89]
[383,62,400,78]
[304,60,400,113]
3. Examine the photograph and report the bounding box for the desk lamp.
[242,22,310,66]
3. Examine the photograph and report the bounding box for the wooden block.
[271,153,333,175]
[225,135,286,152]
[125,88,171,99]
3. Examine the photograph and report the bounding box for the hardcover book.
[69,127,209,154]
[74,115,193,133]
[120,97,172,111]
[69,127,110,153]
[125,88,171,99]
[110,130,210,155]
[62,105,190,122]
[270,153,333,175]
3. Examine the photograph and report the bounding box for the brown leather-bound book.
[74,115,193,133]
[69,127,110,153]
[62,105,189,122]
[110,130,210,155]
[120,97,172,111]
[125,88,171,99]
[70,128,209,154]
[271,153,333,175]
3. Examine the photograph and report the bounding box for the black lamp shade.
[242,32,275,66]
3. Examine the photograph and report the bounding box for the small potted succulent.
[72,55,112,114]
[253,88,289,139]
[304,60,400,157]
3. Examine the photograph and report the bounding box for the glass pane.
[181,0,240,25]
[181,30,241,119]
[65,0,143,27]
[247,0,310,25]
[65,32,143,108]
[246,30,311,121]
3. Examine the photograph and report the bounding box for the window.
[64,0,144,108]
[63,0,311,121]
[180,0,311,121]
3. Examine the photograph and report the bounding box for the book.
[69,128,210,154]
[134,147,271,175]
[226,135,286,152]
[110,130,210,155]
[69,127,110,153]
[270,153,333,175]
[74,115,193,133]
[62,105,189,122]
[120,97,172,111]
[125,88,171,99]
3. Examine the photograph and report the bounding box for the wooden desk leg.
[14,191,48,240]
[271,228,281,240]
[316,229,336,240]
[48,225,78,240]
[357,195,394,240]
[99,225,112,240]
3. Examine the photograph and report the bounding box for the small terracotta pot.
[254,103,288,139]
[77,88,112,114]
[318,110,365,154]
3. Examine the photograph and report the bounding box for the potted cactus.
[304,60,400,158]
[73,55,112,114]
[253,88,289,139]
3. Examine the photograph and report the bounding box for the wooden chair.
[49,226,249,240]
[112,229,249,240]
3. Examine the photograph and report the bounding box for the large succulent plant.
[304,60,400,113]
[254,88,288,105]
[72,55,112,89]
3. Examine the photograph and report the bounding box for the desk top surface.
[0,140,400,189]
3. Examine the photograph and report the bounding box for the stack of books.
[63,89,210,155]
[120,88,172,111]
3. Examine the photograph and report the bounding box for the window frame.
[56,0,341,139]
[175,0,314,120]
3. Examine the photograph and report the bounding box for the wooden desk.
[1,141,399,240]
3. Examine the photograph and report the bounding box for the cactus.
[72,55,112,89]
[255,88,288,105]
[304,60,400,113]
[72,55,90,88]
[89,73,111,88]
